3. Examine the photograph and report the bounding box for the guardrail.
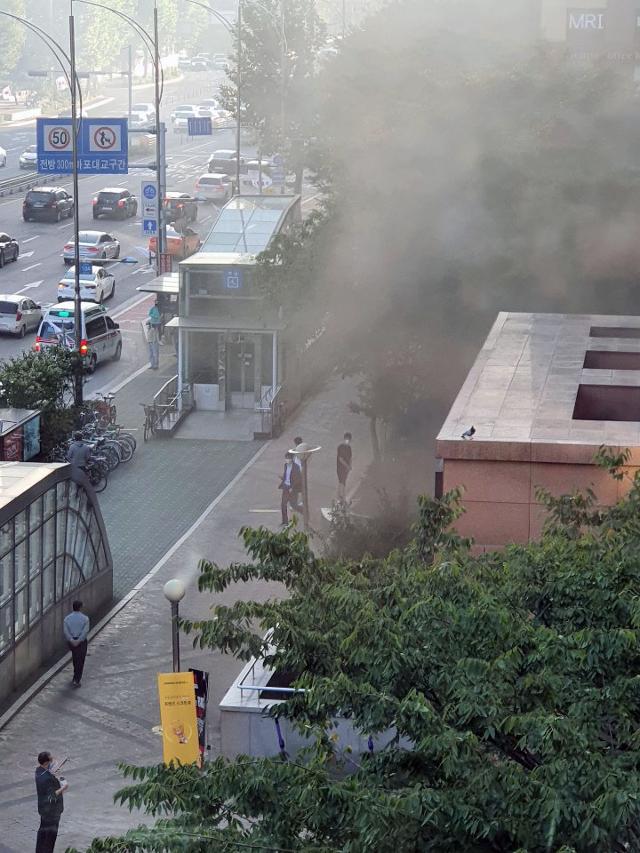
[0,172,62,198]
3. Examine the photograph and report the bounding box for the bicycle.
[141,403,159,442]
[85,457,108,493]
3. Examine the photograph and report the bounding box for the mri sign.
[568,10,605,30]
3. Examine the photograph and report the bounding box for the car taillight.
[88,247,98,252]
[92,198,97,205]
[79,339,89,357]
[15,311,22,321]
[34,339,41,352]
[64,244,72,251]
[117,199,125,207]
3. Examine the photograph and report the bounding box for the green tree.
[0,349,78,454]
[0,0,26,76]
[74,461,640,852]
[221,0,324,173]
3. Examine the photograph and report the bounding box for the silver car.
[19,145,38,169]
[63,230,120,264]
[0,295,42,337]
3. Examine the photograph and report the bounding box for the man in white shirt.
[63,601,90,687]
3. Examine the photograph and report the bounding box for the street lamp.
[163,578,186,673]
[289,442,321,530]
[72,0,167,274]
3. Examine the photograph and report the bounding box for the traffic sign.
[141,179,158,238]
[79,262,93,275]
[187,116,212,136]
[37,117,128,174]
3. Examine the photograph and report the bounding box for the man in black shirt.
[336,432,352,500]
[35,751,66,852]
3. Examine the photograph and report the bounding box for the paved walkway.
[0,374,371,852]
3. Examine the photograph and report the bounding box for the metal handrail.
[256,384,283,438]
[152,375,192,428]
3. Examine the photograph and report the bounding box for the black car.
[207,149,246,175]
[164,192,198,224]
[92,188,138,220]
[23,187,73,223]
[0,233,19,267]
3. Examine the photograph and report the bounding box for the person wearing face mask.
[336,432,352,500]
[34,751,67,852]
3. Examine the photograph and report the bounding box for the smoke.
[300,0,640,461]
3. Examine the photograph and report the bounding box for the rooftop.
[436,312,640,463]
[199,195,298,256]
[0,462,64,514]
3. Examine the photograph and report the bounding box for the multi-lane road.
[0,74,253,367]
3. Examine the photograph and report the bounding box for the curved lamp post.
[163,578,186,672]
[290,442,321,530]
[72,0,167,272]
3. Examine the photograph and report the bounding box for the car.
[92,187,138,219]
[131,102,155,116]
[195,172,233,203]
[63,231,120,264]
[129,133,154,155]
[0,295,42,337]
[199,98,220,111]
[129,109,154,129]
[23,187,73,222]
[19,144,37,169]
[207,149,245,175]
[170,104,200,122]
[149,225,201,259]
[35,301,122,371]
[191,57,211,71]
[213,57,229,71]
[198,106,233,128]
[0,146,6,167]
[57,265,116,303]
[172,109,197,132]
[0,233,19,266]
[164,191,198,224]
[178,56,192,70]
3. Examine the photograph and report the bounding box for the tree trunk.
[369,416,380,462]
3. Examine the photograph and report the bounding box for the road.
[0,72,256,381]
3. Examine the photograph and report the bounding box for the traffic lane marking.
[21,235,39,243]
[16,280,44,292]
[21,262,41,272]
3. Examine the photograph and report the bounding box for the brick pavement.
[0,374,373,852]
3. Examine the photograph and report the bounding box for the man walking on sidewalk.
[336,432,353,500]
[35,751,67,852]
[279,451,302,525]
[63,600,89,687]
[147,321,160,369]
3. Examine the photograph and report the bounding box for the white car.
[170,104,200,121]
[195,172,232,203]
[63,231,120,264]
[0,295,42,337]
[131,102,155,116]
[129,109,154,129]
[199,98,220,111]
[0,146,6,167]
[58,265,116,303]
[19,145,38,169]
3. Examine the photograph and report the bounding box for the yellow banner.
[157,672,200,766]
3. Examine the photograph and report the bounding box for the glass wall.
[0,478,110,658]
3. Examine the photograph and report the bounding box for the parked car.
[0,295,42,337]
[207,149,245,175]
[0,146,6,167]
[63,231,120,264]
[23,187,73,222]
[195,172,233,203]
[92,187,138,219]
[19,144,38,169]
[148,225,201,259]
[57,265,116,303]
[35,302,122,371]
[164,191,198,224]
[0,233,19,266]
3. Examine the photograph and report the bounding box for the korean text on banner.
[157,672,200,766]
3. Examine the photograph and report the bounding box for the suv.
[164,192,198,224]
[207,149,245,175]
[195,173,232,203]
[92,188,137,220]
[23,187,73,223]
[35,302,122,372]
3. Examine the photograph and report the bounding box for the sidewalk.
[0,374,370,852]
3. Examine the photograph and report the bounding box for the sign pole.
[69,9,83,407]
[153,3,165,274]
[236,0,242,196]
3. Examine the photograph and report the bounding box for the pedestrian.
[279,451,302,525]
[66,431,92,487]
[148,299,162,334]
[147,321,160,369]
[63,600,89,687]
[35,751,67,853]
[336,432,352,500]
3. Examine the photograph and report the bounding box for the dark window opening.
[573,384,640,422]
[583,351,640,370]
[590,326,640,339]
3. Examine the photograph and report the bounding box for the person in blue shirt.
[63,600,90,687]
